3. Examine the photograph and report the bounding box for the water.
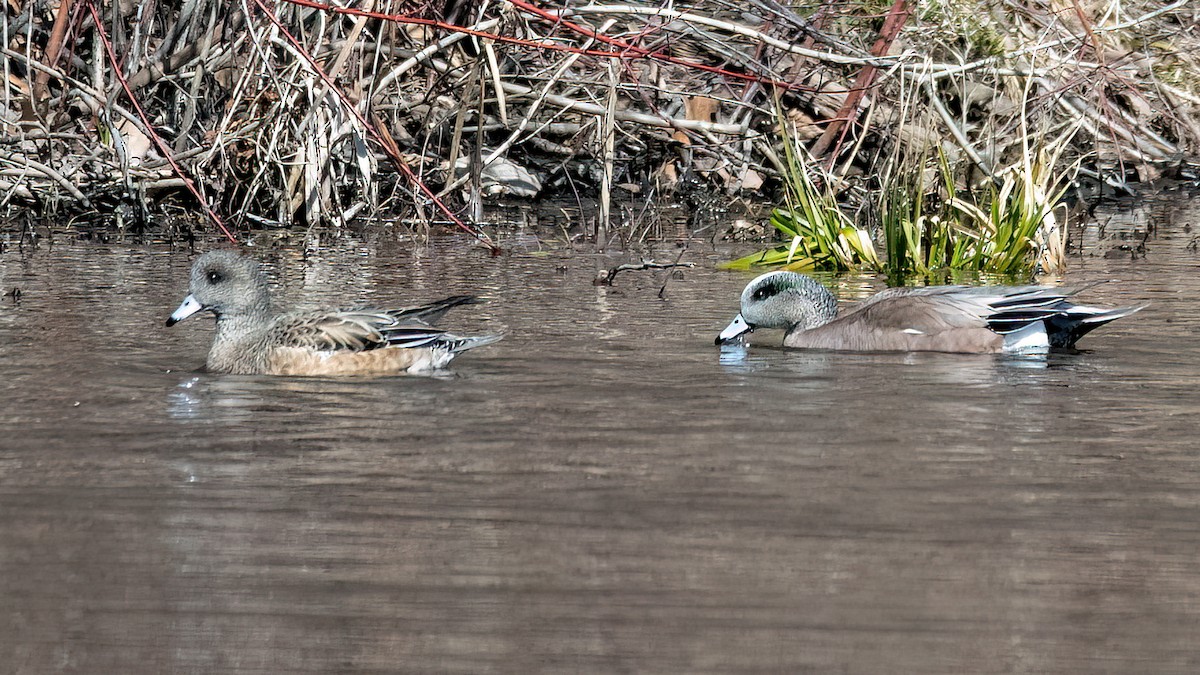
[1,192,1198,673]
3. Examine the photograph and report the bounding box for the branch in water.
[594,261,695,286]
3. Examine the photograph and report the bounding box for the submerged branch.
[594,261,697,286]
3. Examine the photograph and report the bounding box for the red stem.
[250,0,500,253]
[85,0,239,244]
[811,0,910,164]
[281,0,803,91]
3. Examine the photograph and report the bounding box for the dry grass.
[0,0,1196,247]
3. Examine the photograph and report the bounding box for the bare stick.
[594,260,696,286]
[657,243,691,300]
[598,57,618,249]
[0,154,91,204]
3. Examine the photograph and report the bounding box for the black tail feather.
[1045,305,1145,348]
[983,286,1143,348]
[389,295,482,325]
[988,309,1065,333]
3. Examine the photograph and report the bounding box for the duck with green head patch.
[717,271,1143,354]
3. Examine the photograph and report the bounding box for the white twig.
[374,18,501,92]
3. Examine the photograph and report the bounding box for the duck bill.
[715,313,754,345]
[166,294,204,327]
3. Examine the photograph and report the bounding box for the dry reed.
[0,0,1197,245]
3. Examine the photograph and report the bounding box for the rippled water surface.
[2,193,1199,673]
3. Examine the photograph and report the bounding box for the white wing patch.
[902,328,925,335]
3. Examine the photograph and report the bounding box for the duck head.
[166,250,273,326]
[716,271,838,345]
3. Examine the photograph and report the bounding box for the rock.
[454,155,542,198]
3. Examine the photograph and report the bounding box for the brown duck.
[167,251,501,375]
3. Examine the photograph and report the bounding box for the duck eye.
[206,270,224,284]
[752,284,777,301]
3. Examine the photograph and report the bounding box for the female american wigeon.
[167,251,501,375]
[716,271,1142,353]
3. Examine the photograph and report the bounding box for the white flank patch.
[408,348,454,373]
[1002,322,1050,353]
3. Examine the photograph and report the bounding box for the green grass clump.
[880,152,962,277]
[723,117,879,273]
[726,96,1078,279]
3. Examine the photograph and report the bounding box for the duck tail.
[1045,304,1146,348]
[438,332,504,354]
[391,295,482,325]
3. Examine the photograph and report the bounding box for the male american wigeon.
[716,270,1143,353]
[167,250,501,375]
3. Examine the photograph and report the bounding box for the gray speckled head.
[739,271,838,331]
[167,250,273,325]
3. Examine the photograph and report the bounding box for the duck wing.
[274,308,457,353]
[843,287,988,330]
[792,286,1063,351]
[793,284,1137,352]
[855,285,1075,330]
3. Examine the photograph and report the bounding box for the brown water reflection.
[2,192,1199,673]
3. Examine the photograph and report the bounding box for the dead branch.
[594,260,696,286]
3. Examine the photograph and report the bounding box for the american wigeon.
[716,271,1143,353]
[167,251,501,375]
